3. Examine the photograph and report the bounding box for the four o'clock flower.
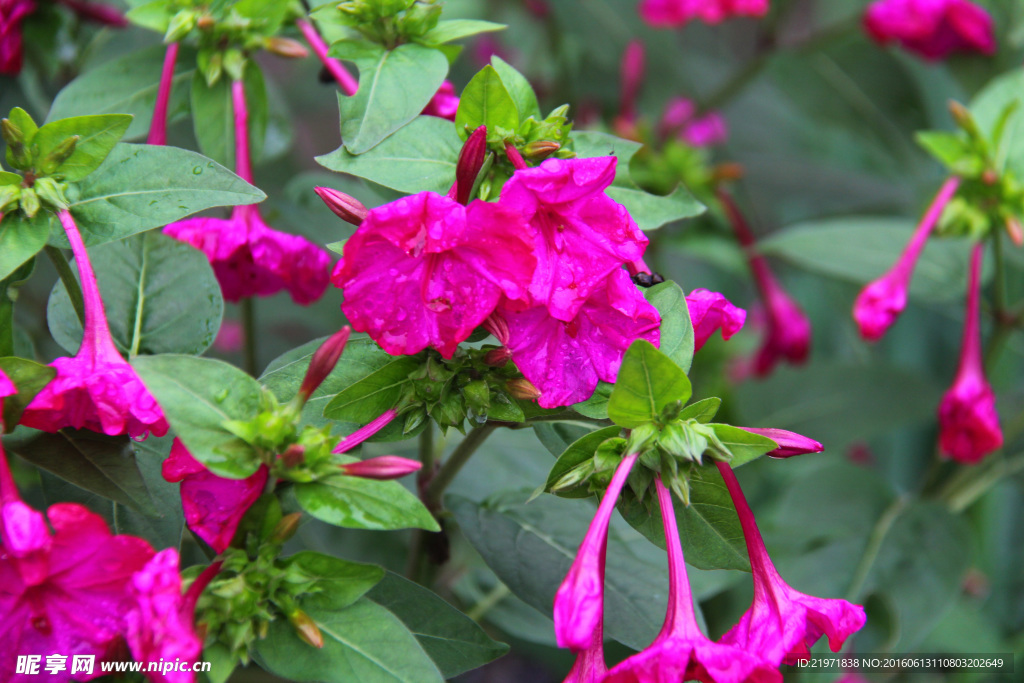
[864,0,996,61]
[423,81,460,121]
[0,0,36,76]
[659,97,729,148]
[938,242,1002,463]
[715,461,866,666]
[687,288,747,351]
[639,0,770,27]
[20,210,169,439]
[613,40,646,139]
[739,428,823,459]
[605,476,780,683]
[854,177,961,341]
[340,455,422,480]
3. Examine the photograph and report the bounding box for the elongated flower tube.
[739,428,823,458]
[718,191,810,376]
[864,0,995,60]
[315,187,368,226]
[296,17,358,95]
[639,0,770,27]
[297,326,351,404]
[613,39,645,138]
[340,455,422,480]
[938,242,1002,463]
[21,210,169,439]
[147,42,179,146]
[332,409,398,454]
[564,624,607,683]
[715,462,866,666]
[554,452,639,652]
[606,476,780,683]
[853,177,960,341]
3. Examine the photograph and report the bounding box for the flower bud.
[948,100,980,139]
[298,327,351,402]
[2,120,31,169]
[0,184,21,213]
[550,460,595,493]
[39,135,79,175]
[523,140,561,159]
[483,346,511,366]
[196,13,215,29]
[504,141,529,170]
[164,9,197,43]
[740,427,823,458]
[506,378,540,401]
[288,609,324,649]
[61,0,129,26]
[19,187,39,218]
[264,37,309,59]
[341,455,422,480]
[270,512,303,543]
[278,444,306,468]
[1006,215,1024,246]
[453,126,488,205]
[314,187,368,226]
[33,177,68,211]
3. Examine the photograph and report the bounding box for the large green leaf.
[607,340,691,428]
[316,116,460,195]
[255,594,444,683]
[323,356,419,426]
[0,212,49,282]
[287,551,385,608]
[33,114,132,182]
[190,63,268,168]
[644,280,694,373]
[0,357,55,431]
[131,354,263,478]
[419,19,506,45]
[46,44,194,141]
[295,475,439,532]
[367,571,509,677]
[969,66,1024,177]
[572,381,613,420]
[545,425,623,499]
[489,56,540,121]
[454,65,519,141]
[47,231,222,357]
[607,185,704,232]
[333,42,450,155]
[61,143,264,247]
[708,424,778,468]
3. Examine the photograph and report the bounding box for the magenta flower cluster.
[864,0,996,61]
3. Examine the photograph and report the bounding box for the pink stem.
[626,258,651,276]
[333,409,399,453]
[653,476,700,639]
[58,210,118,357]
[231,79,254,184]
[505,142,528,170]
[895,177,961,278]
[181,560,223,619]
[147,42,179,146]
[717,189,785,304]
[296,18,358,96]
[0,445,19,505]
[957,242,986,378]
[714,461,777,586]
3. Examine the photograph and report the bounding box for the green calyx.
[336,0,442,48]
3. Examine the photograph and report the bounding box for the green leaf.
[334,42,450,155]
[572,131,642,176]
[287,551,385,607]
[131,354,263,478]
[708,424,777,468]
[757,217,985,302]
[489,56,540,121]
[61,143,264,247]
[618,464,750,571]
[532,421,596,458]
[572,381,612,420]
[606,184,704,232]
[455,65,519,141]
[33,114,133,182]
[969,67,1024,176]
[0,212,49,282]
[367,571,509,677]
[295,475,440,531]
[126,0,175,32]
[419,19,506,45]
[316,116,460,195]
[545,425,621,498]
[915,131,982,176]
[190,62,268,168]
[47,231,222,357]
[607,340,691,428]
[5,428,158,515]
[0,357,56,431]
[323,357,419,426]
[256,594,444,683]
[644,280,694,373]
[677,397,721,423]
[47,45,195,141]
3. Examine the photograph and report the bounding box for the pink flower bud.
[60,0,128,26]
[298,327,351,401]
[341,455,422,480]
[506,378,541,400]
[483,346,512,366]
[315,187,369,226]
[265,36,309,59]
[739,427,823,458]
[452,126,488,205]
[619,40,645,124]
[278,444,306,468]
[505,141,528,170]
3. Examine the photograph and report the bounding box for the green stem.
[466,582,511,622]
[419,422,435,474]
[44,245,85,327]
[241,297,257,376]
[938,451,1024,512]
[0,285,13,357]
[424,424,497,509]
[845,496,910,602]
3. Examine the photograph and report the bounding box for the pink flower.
[659,97,729,147]
[125,550,218,683]
[0,368,14,400]
[332,409,398,454]
[739,428,823,458]
[422,81,460,121]
[20,211,169,439]
[564,627,607,683]
[162,439,268,554]
[500,156,649,322]
[715,462,866,666]
[617,40,645,132]
[554,452,639,651]
[58,0,127,27]
[0,0,35,75]
[334,191,536,358]
[498,269,661,409]
[687,289,746,351]
[938,243,1002,463]
[340,455,422,480]
[213,319,244,353]
[639,0,769,27]
[854,177,961,341]
[605,476,780,683]
[864,0,995,60]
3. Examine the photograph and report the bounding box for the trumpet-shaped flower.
[0,0,35,75]
[21,211,169,439]
[715,462,866,666]
[639,0,769,27]
[500,156,648,322]
[500,269,660,408]
[335,191,536,358]
[864,0,995,60]
[687,289,746,351]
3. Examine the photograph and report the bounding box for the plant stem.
[241,297,257,376]
[845,495,909,602]
[937,451,1024,512]
[44,245,85,327]
[466,582,511,622]
[424,424,497,509]
[419,422,435,474]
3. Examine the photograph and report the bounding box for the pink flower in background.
[854,178,961,341]
[335,191,536,358]
[499,269,661,408]
[162,439,268,553]
[659,97,729,147]
[864,0,995,60]
[0,368,15,401]
[58,0,127,27]
[716,462,866,666]
[213,319,244,353]
[614,40,646,139]
[422,81,459,120]
[687,289,746,351]
[938,243,1002,463]
[21,211,169,439]
[605,477,780,683]
[0,0,36,75]
[639,0,769,27]
[501,156,648,322]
